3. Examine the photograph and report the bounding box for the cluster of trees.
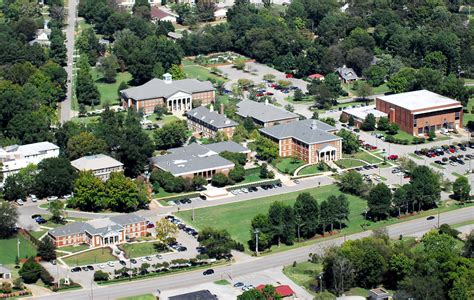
[322,228,474,299]
[69,171,149,212]
[249,192,349,251]
[179,0,472,105]
[149,169,206,194]
[0,200,19,238]
[197,227,244,259]
[338,165,443,220]
[307,73,347,109]
[19,257,54,286]
[173,2,217,26]
[336,129,360,154]
[3,157,76,200]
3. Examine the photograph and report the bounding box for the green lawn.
[182,59,227,83]
[0,235,37,264]
[90,68,132,108]
[242,167,264,183]
[343,151,383,164]
[297,163,330,176]
[71,115,101,125]
[282,262,321,295]
[63,248,116,266]
[176,185,368,251]
[335,158,366,169]
[274,158,305,174]
[119,242,167,258]
[153,187,181,199]
[118,294,156,300]
[214,279,230,285]
[147,114,179,124]
[58,244,91,254]
[463,98,474,126]
[30,230,47,240]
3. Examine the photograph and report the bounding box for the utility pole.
[254,229,260,256]
[192,205,195,221]
[437,211,440,228]
[17,238,20,259]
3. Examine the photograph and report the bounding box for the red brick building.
[186,105,238,139]
[376,90,463,136]
[48,214,147,248]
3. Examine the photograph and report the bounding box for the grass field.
[214,279,230,285]
[63,248,116,266]
[336,158,366,169]
[58,244,91,254]
[176,185,368,251]
[282,262,321,295]
[343,151,383,164]
[0,235,37,264]
[119,242,167,258]
[463,98,474,126]
[297,163,329,176]
[182,59,227,83]
[274,158,305,174]
[118,294,155,300]
[30,230,47,240]
[90,69,132,108]
[242,167,264,183]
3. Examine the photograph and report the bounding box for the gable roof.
[260,119,341,145]
[49,222,89,237]
[187,106,238,129]
[203,141,250,154]
[120,78,214,101]
[336,66,359,81]
[236,100,299,123]
[109,214,146,226]
[169,290,217,300]
[256,285,295,297]
[71,154,123,171]
[151,7,176,19]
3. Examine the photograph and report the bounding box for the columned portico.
[318,145,337,162]
[167,92,192,114]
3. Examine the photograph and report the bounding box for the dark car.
[177,246,187,252]
[71,267,81,272]
[427,216,435,220]
[81,266,89,271]
[87,265,94,271]
[119,260,127,266]
[35,217,47,224]
[234,282,244,288]
[130,258,137,264]
[165,215,175,221]
[276,182,282,187]
[203,269,214,275]
[31,214,41,219]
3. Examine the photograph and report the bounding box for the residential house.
[120,74,215,115]
[260,119,342,164]
[0,142,59,183]
[308,73,325,81]
[71,154,124,181]
[186,105,238,139]
[150,142,249,180]
[48,214,147,248]
[151,6,177,23]
[336,65,359,83]
[236,99,299,128]
[256,285,296,299]
[368,288,392,300]
[29,21,51,47]
[0,265,11,280]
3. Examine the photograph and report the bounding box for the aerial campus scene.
[0,0,473,299]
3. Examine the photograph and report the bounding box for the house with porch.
[120,74,215,115]
[48,214,147,248]
[260,119,342,164]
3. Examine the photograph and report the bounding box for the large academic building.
[375,90,463,135]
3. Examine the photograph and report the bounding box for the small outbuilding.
[0,265,12,280]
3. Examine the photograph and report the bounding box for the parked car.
[16,199,24,206]
[31,214,41,219]
[81,266,89,271]
[35,217,47,224]
[156,254,163,259]
[107,261,115,267]
[98,264,105,269]
[130,258,137,264]
[147,223,155,229]
[387,155,398,160]
[30,195,38,202]
[234,282,245,288]
[119,260,126,266]
[87,265,94,271]
[203,269,214,275]
[47,196,59,201]
[71,267,81,272]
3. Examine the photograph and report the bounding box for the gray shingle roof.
[150,143,235,176]
[49,222,88,237]
[236,100,299,123]
[121,78,214,101]
[109,213,146,226]
[71,154,123,171]
[260,119,342,145]
[169,290,217,300]
[203,141,250,154]
[0,265,11,274]
[187,106,238,128]
[336,66,359,81]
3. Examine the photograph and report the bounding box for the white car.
[47,196,59,201]
[63,194,72,200]
[241,188,249,193]
[30,195,38,202]
[98,264,105,269]
[16,199,24,206]
[107,261,115,267]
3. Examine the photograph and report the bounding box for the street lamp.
[254,229,260,256]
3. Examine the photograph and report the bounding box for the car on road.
[293,179,300,184]
[233,282,244,288]
[47,196,59,201]
[387,154,398,160]
[427,216,435,220]
[81,266,89,271]
[156,254,163,259]
[107,261,115,267]
[177,246,187,252]
[87,265,94,271]
[71,267,81,272]
[63,194,73,200]
[119,260,126,266]
[203,269,214,275]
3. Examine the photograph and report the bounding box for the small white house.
[0,265,12,280]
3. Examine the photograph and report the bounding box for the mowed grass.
[90,68,132,108]
[176,185,367,250]
[63,248,116,266]
[336,158,366,169]
[274,157,305,174]
[58,244,91,254]
[118,294,155,300]
[298,164,329,176]
[343,151,383,164]
[282,262,321,295]
[463,98,474,126]
[0,235,37,264]
[119,242,167,258]
[242,167,264,183]
[182,60,227,83]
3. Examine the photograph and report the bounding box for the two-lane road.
[31,206,474,300]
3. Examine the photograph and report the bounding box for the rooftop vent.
[310,120,318,130]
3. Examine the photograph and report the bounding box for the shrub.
[94,270,109,282]
[19,258,41,284]
[211,173,229,187]
[40,267,54,286]
[233,242,245,252]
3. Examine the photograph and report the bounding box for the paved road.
[31,206,474,300]
[59,0,78,123]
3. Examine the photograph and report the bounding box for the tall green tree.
[66,131,107,160]
[0,200,18,238]
[97,55,119,83]
[48,200,66,223]
[293,192,319,238]
[37,236,56,261]
[35,157,77,197]
[268,201,295,246]
[154,120,188,150]
[70,171,106,211]
[452,176,470,204]
[367,183,392,220]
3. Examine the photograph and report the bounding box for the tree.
[219,151,247,166]
[463,230,474,258]
[0,200,18,238]
[348,115,355,127]
[97,55,119,83]
[263,74,276,82]
[3,173,28,201]
[155,218,178,244]
[293,89,304,101]
[198,227,236,258]
[363,65,386,87]
[105,172,149,212]
[386,123,399,135]
[229,165,245,183]
[211,173,229,187]
[66,132,107,160]
[70,171,106,212]
[330,194,350,229]
[293,193,319,239]
[48,200,66,223]
[337,171,364,195]
[249,214,272,251]
[453,176,470,203]
[409,166,441,210]
[361,113,376,131]
[37,236,56,261]
[49,29,67,65]
[19,257,42,284]
[377,117,389,131]
[336,129,359,154]
[76,68,100,106]
[36,157,76,198]
[393,186,408,216]
[355,81,372,103]
[255,136,278,162]
[154,120,188,150]
[191,176,207,190]
[387,68,417,93]
[169,64,186,80]
[367,183,392,220]
[268,201,295,246]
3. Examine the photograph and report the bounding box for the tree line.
[249,192,349,251]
